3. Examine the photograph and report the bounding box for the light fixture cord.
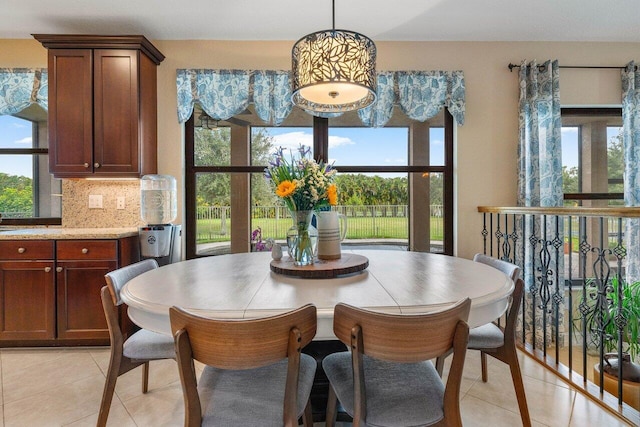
[332,0,335,30]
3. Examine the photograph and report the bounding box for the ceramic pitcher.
[316,210,347,260]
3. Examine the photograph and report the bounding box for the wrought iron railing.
[479,206,640,425]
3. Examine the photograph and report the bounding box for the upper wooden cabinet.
[33,35,165,178]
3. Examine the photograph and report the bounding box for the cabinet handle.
[82,248,89,254]
[44,267,51,273]
[84,162,90,168]
[94,163,100,168]
[17,247,25,254]
[56,267,63,272]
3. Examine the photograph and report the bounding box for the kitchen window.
[0,104,61,225]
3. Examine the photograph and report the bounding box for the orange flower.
[276,180,296,198]
[327,184,338,205]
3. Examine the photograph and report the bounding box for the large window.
[185,105,453,258]
[0,105,61,224]
[561,108,623,206]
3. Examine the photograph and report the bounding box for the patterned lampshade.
[291,6,376,113]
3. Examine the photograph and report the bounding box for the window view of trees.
[0,110,60,222]
[186,107,452,258]
[0,173,33,217]
[193,124,446,253]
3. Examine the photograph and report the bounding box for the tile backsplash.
[62,179,144,228]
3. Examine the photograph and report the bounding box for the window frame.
[0,114,61,226]
[184,110,454,258]
[561,107,623,203]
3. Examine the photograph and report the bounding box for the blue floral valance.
[176,69,465,127]
[0,68,48,115]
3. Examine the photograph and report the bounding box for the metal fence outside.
[196,204,444,243]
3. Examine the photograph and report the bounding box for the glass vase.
[286,209,318,266]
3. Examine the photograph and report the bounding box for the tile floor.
[0,346,631,426]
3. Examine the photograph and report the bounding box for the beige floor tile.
[3,374,106,427]
[569,393,633,427]
[122,381,184,427]
[65,397,137,427]
[87,347,111,375]
[0,348,72,373]
[466,362,575,426]
[2,351,103,404]
[113,358,180,402]
[517,350,572,388]
[461,394,547,427]
[438,349,484,396]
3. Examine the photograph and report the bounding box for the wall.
[1,38,637,258]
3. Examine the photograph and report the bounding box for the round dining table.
[121,250,514,340]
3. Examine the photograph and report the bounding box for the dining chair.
[323,298,471,427]
[170,303,318,427]
[97,259,176,427]
[436,254,531,427]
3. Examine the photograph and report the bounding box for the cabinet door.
[56,259,116,340]
[0,261,56,340]
[93,49,141,175]
[48,49,94,176]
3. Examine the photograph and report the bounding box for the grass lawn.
[196,216,444,244]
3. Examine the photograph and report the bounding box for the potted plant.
[588,277,640,361]
[581,276,640,409]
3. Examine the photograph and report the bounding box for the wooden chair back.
[170,304,317,370]
[332,299,471,426]
[333,299,471,363]
[170,304,317,427]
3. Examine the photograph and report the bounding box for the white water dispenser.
[139,174,181,265]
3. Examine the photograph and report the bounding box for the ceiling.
[3,0,640,42]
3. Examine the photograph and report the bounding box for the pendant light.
[291,0,377,113]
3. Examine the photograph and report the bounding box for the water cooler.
[139,175,181,266]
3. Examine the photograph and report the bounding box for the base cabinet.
[0,236,138,346]
[56,259,117,340]
[0,261,56,340]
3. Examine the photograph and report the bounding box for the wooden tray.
[270,253,369,279]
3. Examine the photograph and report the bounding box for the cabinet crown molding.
[32,34,165,65]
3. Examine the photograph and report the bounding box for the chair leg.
[481,351,488,382]
[435,355,446,377]
[302,400,313,427]
[325,385,338,427]
[508,356,531,427]
[142,361,150,393]
[97,354,122,427]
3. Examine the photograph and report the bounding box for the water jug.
[316,210,347,260]
[140,175,177,225]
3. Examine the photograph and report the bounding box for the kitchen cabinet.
[33,35,165,178]
[0,236,139,346]
[56,240,118,340]
[0,241,56,340]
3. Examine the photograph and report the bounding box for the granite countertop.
[0,227,139,240]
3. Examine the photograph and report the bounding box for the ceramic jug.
[316,210,347,260]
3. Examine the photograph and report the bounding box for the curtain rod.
[507,63,635,72]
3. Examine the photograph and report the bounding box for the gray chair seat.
[323,352,445,427]
[123,328,176,360]
[467,323,504,349]
[198,353,316,426]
